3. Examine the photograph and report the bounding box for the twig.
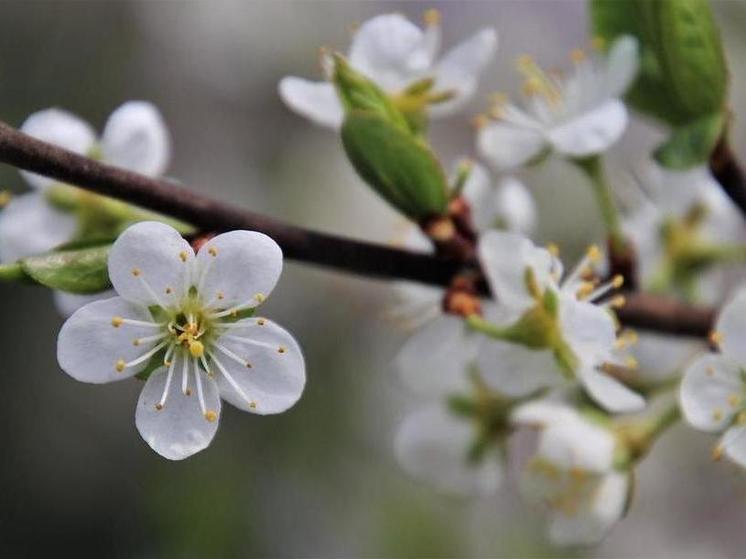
[0,121,715,337]
[711,136,746,217]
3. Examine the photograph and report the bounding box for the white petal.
[459,161,493,231]
[537,416,616,472]
[633,332,702,380]
[722,426,746,467]
[477,122,546,172]
[278,77,343,129]
[478,230,555,315]
[20,108,96,189]
[101,101,171,176]
[579,364,646,413]
[348,13,431,91]
[549,472,628,546]
[394,405,502,496]
[511,399,580,427]
[136,361,220,460]
[53,289,116,318]
[108,221,194,306]
[57,296,162,383]
[716,287,746,364]
[212,318,305,415]
[680,353,742,432]
[559,296,616,358]
[494,177,537,234]
[430,28,498,116]
[195,230,282,309]
[547,99,627,157]
[396,314,477,396]
[0,192,77,262]
[603,36,639,99]
[476,339,559,397]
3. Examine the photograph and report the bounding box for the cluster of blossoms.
[2,5,745,551]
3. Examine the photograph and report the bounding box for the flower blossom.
[477,36,638,171]
[680,288,746,467]
[279,11,497,128]
[512,400,630,546]
[57,222,306,460]
[0,102,171,314]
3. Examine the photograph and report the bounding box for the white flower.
[393,163,536,395]
[0,102,171,314]
[477,37,638,171]
[394,404,503,497]
[279,11,497,128]
[512,400,630,546]
[680,288,746,466]
[623,163,743,305]
[57,222,306,460]
[473,231,645,413]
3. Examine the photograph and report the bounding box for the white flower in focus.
[680,288,746,466]
[279,11,497,128]
[477,37,638,171]
[57,222,306,460]
[395,404,503,496]
[512,400,629,546]
[474,231,645,413]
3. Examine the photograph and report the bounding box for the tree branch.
[0,121,715,337]
[710,136,746,217]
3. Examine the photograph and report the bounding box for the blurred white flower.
[57,222,305,460]
[512,400,629,546]
[0,102,171,315]
[474,231,645,413]
[680,288,746,467]
[279,11,497,128]
[477,36,638,171]
[394,404,503,497]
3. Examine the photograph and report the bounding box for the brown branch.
[710,136,746,217]
[0,121,715,337]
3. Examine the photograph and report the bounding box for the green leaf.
[135,348,167,381]
[341,111,449,219]
[653,111,724,169]
[20,245,111,294]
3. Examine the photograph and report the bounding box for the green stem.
[573,155,624,249]
[0,262,27,282]
[465,314,510,339]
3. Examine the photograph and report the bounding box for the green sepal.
[341,111,449,219]
[134,348,168,381]
[653,111,724,170]
[20,245,111,294]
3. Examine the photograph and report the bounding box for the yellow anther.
[522,77,542,97]
[423,8,441,26]
[546,243,560,257]
[713,409,724,422]
[257,318,266,326]
[249,401,257,409]
[576,281,595,299]
[278,346,287,354]
[254,293,266,303]
[612,275,624,289]
[111,316,124,328]
[488,106,505,119]
[179,251,188,263]
[738,411,746,426]
[728,394,741,408]
[185,389,193,396]
[610,295,626,308]
[246,361,253,368]
[591,36,605,51]
[570,48,586,63]
[709,330,724,347]
[706,366,715,377]
[165,287,173,295]
[625,356,638,370]
[155,403,164,411]
[164,360,172,367]
[133,339,140,347]
[517,54,535,70]
[115,359,126,372]
[471,114,489,129]
[712,444,724,461]
[0,190,11,208]
[131,267,142,277]
[587,244,602,263]
[217,291,224,300]
[208,246,218,257]
[204,410,218,423]
[490,91,509,106]
[189,340,205,358]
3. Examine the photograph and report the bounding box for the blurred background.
[1,1,746,557]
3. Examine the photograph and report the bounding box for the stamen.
[221,334,280,352]
[214,342,253,369]
[134,271,168,309]
[194,360,208,417]
[585,275,624,303]
[115,340,169,373]
[208,351,256,409]
[181,354,190,395]
[710,330,724,347]
[179,251,188,263]
[111,316,163,329]
[562,245,601,290]
[163,342,176,366]
[424,8,440,26]
[156,356,178,411]
[570,48,586,63]
[728,394,742,408]
[133,332,168,347]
